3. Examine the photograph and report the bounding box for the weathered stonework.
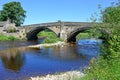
[0,21,92,42]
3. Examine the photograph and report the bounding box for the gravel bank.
[30,71,84,80]
[28,41,66,48]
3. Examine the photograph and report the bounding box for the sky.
[0,0,118,25]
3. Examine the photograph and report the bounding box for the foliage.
[0,1,26,26]
[81,1,120,80]
[80,23,120,80]
[0,34,19,41]
[81,58,120,80]
[37,30,62,43]
[76,28,103,40]
[102,1,120,24]
[102,24,120,60]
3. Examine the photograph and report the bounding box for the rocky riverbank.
[30,71,84,80]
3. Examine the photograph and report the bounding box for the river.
[0,39,102,80]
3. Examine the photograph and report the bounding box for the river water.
[0,39,102,80]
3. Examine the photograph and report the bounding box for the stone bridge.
[19,22,91,42]
[0,21,92,42]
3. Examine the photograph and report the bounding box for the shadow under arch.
[26,26,58,40]
[67,27,91,42]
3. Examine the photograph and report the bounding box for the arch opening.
[67,27,91,42]
[26,27,58,41]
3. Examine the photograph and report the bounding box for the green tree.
[0,1,26,26]
[100,1,120,59]
[102,2,120,24]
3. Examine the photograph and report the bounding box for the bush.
[81,23,120,80]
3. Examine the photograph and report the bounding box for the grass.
[76,33,92,40]
[0,34,19,41]
[80,58,120,80]
[37,31,63,43]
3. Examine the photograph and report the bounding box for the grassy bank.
[77,33,92,40]
[37,30,63,43]
[81,59,120,80]
[0,34,19,41]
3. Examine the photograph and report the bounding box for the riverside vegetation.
[38,29,92,44]
[0,34,19,41]
[0,30,91,42]
[81,1,120,80]
[81,23,120,80]
[37,30,63,43]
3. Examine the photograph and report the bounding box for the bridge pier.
[59,30,67,40]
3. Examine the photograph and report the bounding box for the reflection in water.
[0,39,102,79]
[0,48,25,72]
[0,40,38,50]
[41,45,86,60]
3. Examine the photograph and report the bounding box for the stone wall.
[3,32,20,38]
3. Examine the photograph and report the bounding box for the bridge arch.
[66,27,91,42]
[26,26,58,40]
